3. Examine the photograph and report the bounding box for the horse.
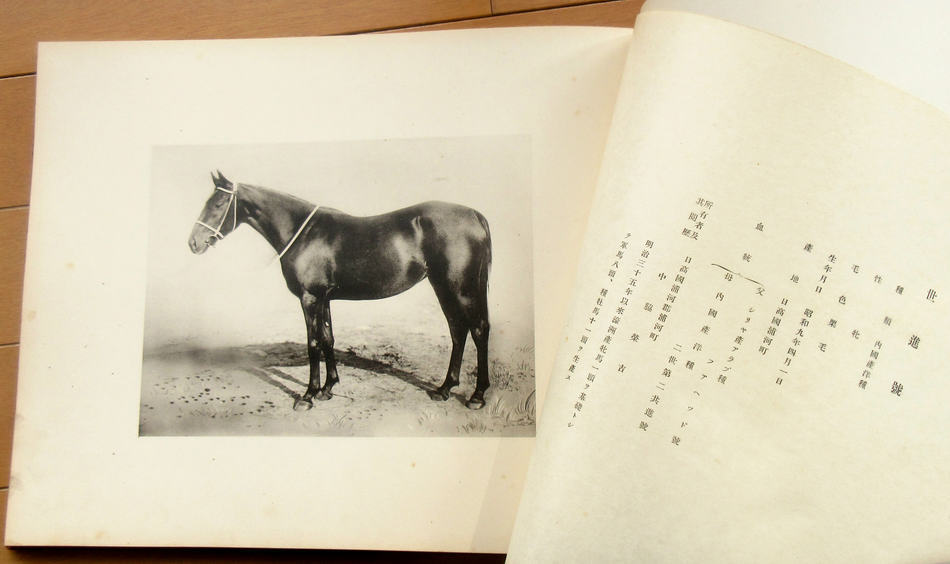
[188,171,492,410]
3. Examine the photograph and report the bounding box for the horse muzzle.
[188,233,214,255]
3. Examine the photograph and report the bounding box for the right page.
[510,10,950,563]
[644,0,950,114]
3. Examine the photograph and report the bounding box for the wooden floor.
[0,0,643,561]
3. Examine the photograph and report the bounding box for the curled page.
[509,11,950,563]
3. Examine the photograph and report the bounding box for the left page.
[5,27,632,550]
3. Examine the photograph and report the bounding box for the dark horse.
[188,171,492,410]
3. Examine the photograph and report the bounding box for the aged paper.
[644,0,950,114]
[509,11,950,563]
[5,27,632,550]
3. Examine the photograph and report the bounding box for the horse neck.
[236,183,315,255]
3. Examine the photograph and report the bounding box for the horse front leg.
[293,293,328,411]
[314,301,339,400]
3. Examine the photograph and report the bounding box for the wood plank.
[0,489,10,562]
[0,544,502,563]
[0,0,492,77]
[0,209,26,346]
[492,0,607,16]
[0,77,34,209]
[412,0,642,31]
[0,346,15,488]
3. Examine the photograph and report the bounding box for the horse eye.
[214,200,225,208]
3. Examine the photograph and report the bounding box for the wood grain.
[0,210,26,346]
[415,0,642,31]
[0,0,492,78]
[0,347,15,488]
[0,77,34,209]
[492,0,608,16]
[2,541,503,563]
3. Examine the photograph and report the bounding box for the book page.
[509,11,950,563]
[5,27,632,550]
[644,0,950,114]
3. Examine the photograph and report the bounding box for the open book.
[7,2,950,561]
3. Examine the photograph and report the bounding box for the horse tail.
[473,210,492,311]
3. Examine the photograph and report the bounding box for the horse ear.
[210,170,219,185]
[216,169,231,186]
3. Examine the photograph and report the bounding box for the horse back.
[289,201,490,300]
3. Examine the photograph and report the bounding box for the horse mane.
[240,183,315,208]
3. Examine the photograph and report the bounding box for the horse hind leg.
[424,213,492,409]
[428,315,468,402]
[427,273,490,409]
[466,225,492,410]
[466,304,490,410]
[427,288,490,410]
[427,283,468,402]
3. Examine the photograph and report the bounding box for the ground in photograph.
[140,328,535,437]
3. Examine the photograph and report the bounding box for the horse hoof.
[293,398,313,411]
[427,389,450,401]
[315,389,333,401]
[466,398,486,410]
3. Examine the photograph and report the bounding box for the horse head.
[189,170,238,254]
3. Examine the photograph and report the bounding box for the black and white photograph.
[139,136,535,437]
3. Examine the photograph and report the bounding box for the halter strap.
[196,182,318,260]
[194,185,237,239]
[277,205,320,260]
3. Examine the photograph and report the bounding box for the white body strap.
[278,206,320,260]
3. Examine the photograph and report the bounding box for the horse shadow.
[182,342,464,405]
[334,348,471,406]
[245,367,305,400]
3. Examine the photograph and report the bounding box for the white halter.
[195,182,319,260]
[194,185,236,240]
